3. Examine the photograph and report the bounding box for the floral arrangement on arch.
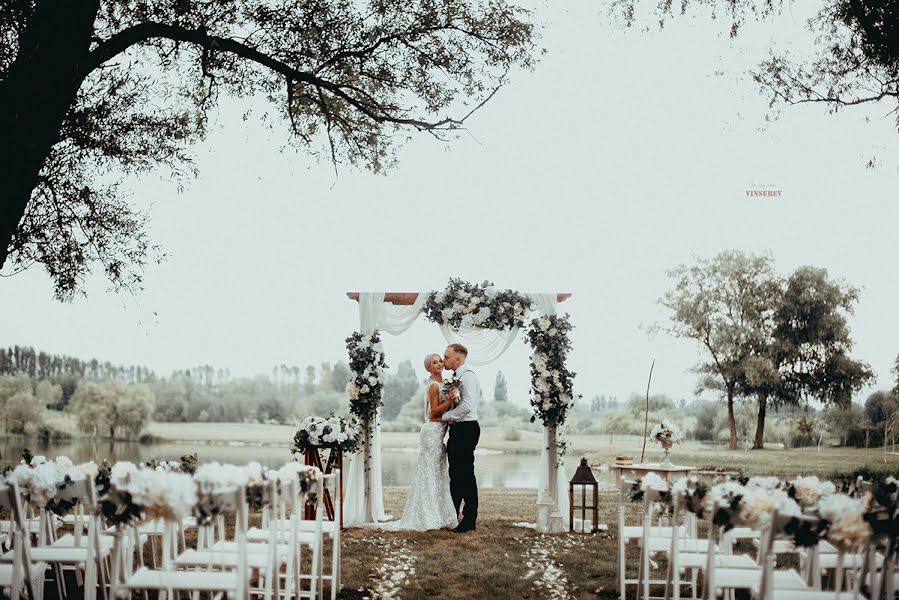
[345,330,387,434]
[423,278,533,330]
[292,415,359,455]
[649,419,685,446]
[526,314,579,427]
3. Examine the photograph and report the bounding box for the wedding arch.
[341,280,579,527]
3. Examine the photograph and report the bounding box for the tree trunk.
[752,395,767,449]
[0,0,100,269]
[726,390,738,450]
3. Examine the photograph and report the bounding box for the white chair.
[0,480,46,600]
[618,479,675,600]
[664,487,758,600]
[753,510,857,600]
[13,475,111,600]
[702,503,808,600]
[173,478,284,600]
[244,473,326,600]
[116,484,252,600]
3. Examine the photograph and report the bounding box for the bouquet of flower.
[104,462,198,524]
[443,376,463,407]
[649,419,685,447]
[788,475,836,509]
[292,415,359,455]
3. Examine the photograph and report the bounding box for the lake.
[0,437,577,488]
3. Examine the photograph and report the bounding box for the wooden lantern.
[569,457,599,533]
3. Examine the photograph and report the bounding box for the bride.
[377,353,459,531]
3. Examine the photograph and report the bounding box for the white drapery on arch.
[344,292,428,525]
[344,291,569,527]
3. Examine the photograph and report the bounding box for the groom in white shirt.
[441,343,481,533]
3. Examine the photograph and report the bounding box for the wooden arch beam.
[346,292,572,305]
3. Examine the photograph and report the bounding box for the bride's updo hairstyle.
[423,353,439,372]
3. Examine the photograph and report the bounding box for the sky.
[1,2,898,408]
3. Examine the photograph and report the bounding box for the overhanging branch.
[87,21,491,131]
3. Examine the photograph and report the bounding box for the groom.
[441,343,481,533]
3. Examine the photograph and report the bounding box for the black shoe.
[453,523,476,534]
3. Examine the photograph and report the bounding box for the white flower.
[77,461,100,480]
[640,472,668,492]
[818,494,871,551]
[55,456,74,470]
[791,476,836,508]
[738,489,798,529]
[746,476,781,491]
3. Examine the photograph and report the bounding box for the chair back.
[0,481,38,600]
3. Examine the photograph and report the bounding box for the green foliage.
[381,360,420,421]
[494,371,509,403]
[0,374,42,433]
[1,1,537,298]
[625,393,676,416]
[610,1,899,164]
[35,380,62,407]
[68,380,154,439]
[5,389,43,433]
[657,250,779,447]
[772,266,873,407]
[865,390,898,425]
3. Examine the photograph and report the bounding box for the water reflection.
[0,438,616,489]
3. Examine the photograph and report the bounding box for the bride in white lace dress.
[377,354,459,531]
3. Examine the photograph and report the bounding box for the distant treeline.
[0,345,157,407]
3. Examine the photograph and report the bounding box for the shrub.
[503,427,521,442]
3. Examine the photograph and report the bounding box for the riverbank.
[39,414,899,478]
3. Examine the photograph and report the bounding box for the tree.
[865,390,898,425]
[382,360,420,421]
[69,380,119,437]
[747,266,873,448]
[823,403,865,446]
[114,383,154,436]
[656,250,779,449]
[4,389,44,433]
[304,366,317,396]
[0,0,537,299]
[613,1,899,164]
[35,379,62,407]
[0,374,32,431]
[893,353,899,394]
[68,379,154,438]
[494,371,509,403]
[330,361,352,394]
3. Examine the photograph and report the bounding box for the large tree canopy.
[0,0,537,299]
[612,0,899,154]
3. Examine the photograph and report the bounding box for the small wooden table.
[608,463,693,487]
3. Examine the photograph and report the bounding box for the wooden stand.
[302,446,344,529]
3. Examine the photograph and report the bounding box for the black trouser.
[447,420,480,527]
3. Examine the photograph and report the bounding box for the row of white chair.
[0,463,342,600]
[621,477,898,600]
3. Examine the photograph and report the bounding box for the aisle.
[339,488,625,600]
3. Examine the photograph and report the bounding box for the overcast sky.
[1,2,897,408]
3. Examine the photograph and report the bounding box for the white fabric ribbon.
[345,292,427,525]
